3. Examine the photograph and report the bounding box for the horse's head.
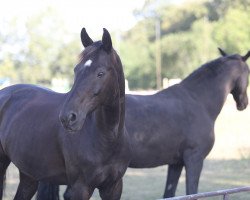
[60,28,121,132]
[219,48,250,110]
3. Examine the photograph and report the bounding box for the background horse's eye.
[97,72,104,78]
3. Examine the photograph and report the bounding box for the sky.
[0,0,145,36]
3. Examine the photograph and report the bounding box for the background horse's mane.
[183,54,240,82]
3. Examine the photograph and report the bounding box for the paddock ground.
[3,94,250,200]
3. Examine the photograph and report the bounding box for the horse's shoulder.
[158,85,207,115]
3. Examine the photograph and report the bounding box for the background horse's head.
[219,48,250,110]
[60,28,121,132]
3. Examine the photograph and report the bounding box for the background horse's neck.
[182,63,239,120]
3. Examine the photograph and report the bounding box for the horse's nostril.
[69,113,77,122]
[60,117,66,123]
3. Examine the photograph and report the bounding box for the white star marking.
[84,59,92,67]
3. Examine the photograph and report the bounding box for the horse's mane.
[183,55,239,83]
[78,41,102,62]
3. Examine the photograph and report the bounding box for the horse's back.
[0,84,60,106]
[0,84,67,183]
[0,84,64,132]
[126,84,198,137]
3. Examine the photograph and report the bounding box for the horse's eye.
[97,72,104,78]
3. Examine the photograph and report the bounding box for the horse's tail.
[0,164,9,200]
[1,173,6,200]
[63,186,71,200]
[36,182,60,200]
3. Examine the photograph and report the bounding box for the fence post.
[223,194,229,200]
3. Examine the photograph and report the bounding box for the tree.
[0,7,81,87]
[120,0,250,89]
[213,7,250,54]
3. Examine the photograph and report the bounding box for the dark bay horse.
[0,28,131,200]
[127,49,250,198]
[38,48,250,199]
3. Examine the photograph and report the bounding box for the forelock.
[78,41,102,62]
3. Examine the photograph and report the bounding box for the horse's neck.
[183,69,236,119]
[95,54,125,140]
[95,96,125,140]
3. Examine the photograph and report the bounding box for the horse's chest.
[63,132,129,186]
[89,163,125,186]
[65,147,127,186]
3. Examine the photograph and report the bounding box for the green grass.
[93,159,250,200]
[3,95,250,200]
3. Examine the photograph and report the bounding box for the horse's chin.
[63,119,85,133]
[237,103,247,111]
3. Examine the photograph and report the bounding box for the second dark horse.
[38,48,250,199]
[127,48,250,197]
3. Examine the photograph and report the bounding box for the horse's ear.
[218,47,227,57]
[102,28,112,53]
[242,51,250,62]
[81,28,93,48]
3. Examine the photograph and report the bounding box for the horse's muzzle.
[236,97,248,111]
[59,112,84,132]
[237,102,248,111]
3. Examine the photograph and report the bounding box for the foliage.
[120,20,156,89]
[0,7,81,86]
[121,0,250,89]
[0,0,250,89]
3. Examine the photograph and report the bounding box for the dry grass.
[3,94,250,200]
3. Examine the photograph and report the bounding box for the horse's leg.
[183,149,203,195]
[14,172,38,200]
[63,186,72,200]
[70,182,93,200]
[99,179,123,200]
[163,164,183,198]
[36,182,60,200]
[0,143,11,200]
